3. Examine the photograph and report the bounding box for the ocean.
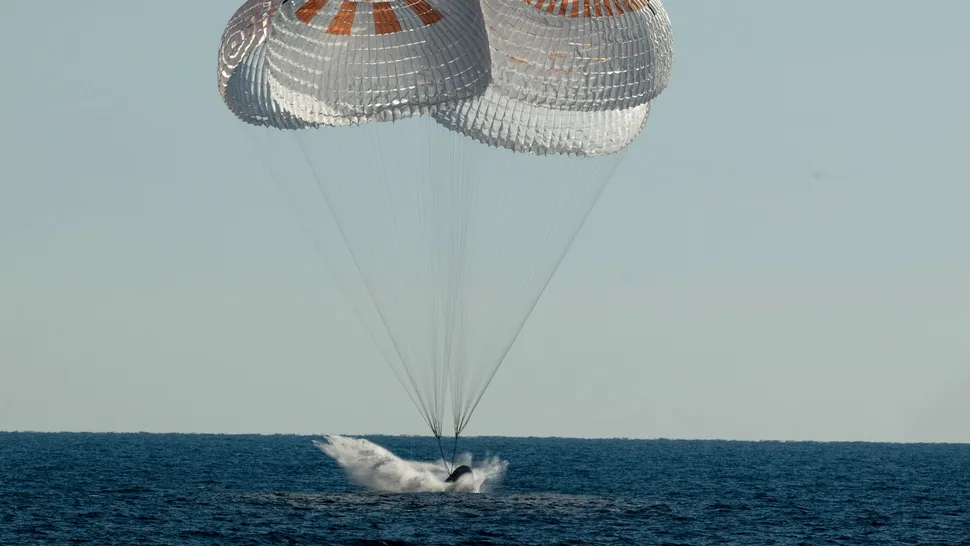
[1,432,968,545]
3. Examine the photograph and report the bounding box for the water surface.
[2,433,968,544]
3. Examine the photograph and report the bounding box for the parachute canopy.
[216,0,673,442]
[218,0,672,155]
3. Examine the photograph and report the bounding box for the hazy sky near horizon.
[2,1,968,442]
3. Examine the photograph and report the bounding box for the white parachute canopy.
[216,0,673,442]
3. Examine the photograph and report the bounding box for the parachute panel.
[264,0,493,126]
[217,0,279,100]
[433,87,652,156]
[476,0,673,111]
[219,0,313,128]
[225,44,317,129]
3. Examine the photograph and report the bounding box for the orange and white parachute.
[218,0,672,155]
[215,0,672,460]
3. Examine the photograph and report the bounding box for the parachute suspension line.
[450,432,459,470]
[290,129,443,438]
[415,122,452,440]
[448,134,474,440]
[361,126,438,433]
[440,135,532,437]
[395,121,450,438]
[438,119,470,440]
[435,433,452,474]
[425,117,477,439]
[458,133,477,435]
[452,150,630,436]
[242,127,439,436]
[361,126,446,436]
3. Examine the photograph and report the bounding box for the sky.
[1,1,968,442]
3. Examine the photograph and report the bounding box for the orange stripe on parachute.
[296,0,327,24]
[372,2,402,34]
[520,0,652,16]
[327,1,357,35]
[405,0,443,25]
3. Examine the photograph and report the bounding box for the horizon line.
[1,430,967,446]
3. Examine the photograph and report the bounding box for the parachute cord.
[454,151,629,435]
[243,127,447,439]
[450,433,459,470]
[292,132,440,430]
[244,127,437,434]
[436,434,451,474]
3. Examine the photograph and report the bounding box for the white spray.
[313,434,507,493]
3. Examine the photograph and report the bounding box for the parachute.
[216,0,673,469]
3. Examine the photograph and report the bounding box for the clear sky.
[2,1,968,442]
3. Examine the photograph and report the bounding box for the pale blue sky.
[1,1,968,442]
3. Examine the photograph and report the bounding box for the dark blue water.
[2,433,969,545]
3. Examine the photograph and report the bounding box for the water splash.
[313,434,507,493]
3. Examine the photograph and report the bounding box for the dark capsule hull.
[445,465,472,483]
